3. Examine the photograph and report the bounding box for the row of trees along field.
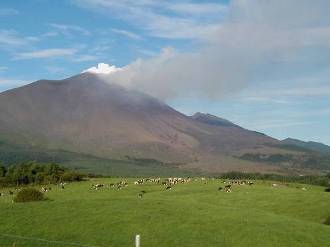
[218,171,330,187]
[0,161,85,187]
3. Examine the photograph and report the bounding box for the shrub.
[60,171,84,182]
[325,187,330,192]
[14,188,45,203]
[324,216,330,226]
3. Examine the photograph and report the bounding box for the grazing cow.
[59,182,66,189]
[138,193,143,198]
[166,186,172,190]
[41,187,48,193]
[92,184,104,190]
[117,181,127,187]
[324,187,330,192]
[224,185,232,193]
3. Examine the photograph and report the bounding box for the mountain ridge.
[282,138,330,155]
[0,72,327,174]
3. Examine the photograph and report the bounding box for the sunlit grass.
[0,179,329,246]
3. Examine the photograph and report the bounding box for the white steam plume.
[90,1,330,100]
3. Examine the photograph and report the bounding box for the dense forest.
[0,161,85,187]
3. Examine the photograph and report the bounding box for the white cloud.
[0,30,42,54]
[14,48,77,60]
[73,0,226,40]
[82,63,122,74]
[48,23,90,36]
[111,28,142,40]
[0,30,29,47]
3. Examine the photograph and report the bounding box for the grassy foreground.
[0,178,329,247]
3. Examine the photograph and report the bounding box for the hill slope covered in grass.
[282,138,330,154]
[0,139,198,177]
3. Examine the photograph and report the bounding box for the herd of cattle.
[87,177,256,197]
[1,178,330,197]
[218,180,254,193]
[91,177,192,192]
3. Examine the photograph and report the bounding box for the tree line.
[0,161,85,187]
[218,171,330,187]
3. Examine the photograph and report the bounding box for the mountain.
[190,113,239,127]
[282,138,330,155]
[0,72,327,174]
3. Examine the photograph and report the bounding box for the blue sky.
[0,0,330,145]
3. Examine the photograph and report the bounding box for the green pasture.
[0,179,329,247]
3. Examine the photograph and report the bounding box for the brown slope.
[0,73,280,172]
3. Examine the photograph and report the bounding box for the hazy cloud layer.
[73,0,226,40]
[14,48,78,60]
[48,23,91,36]
[91,0,330,99]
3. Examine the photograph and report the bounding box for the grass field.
[0,178,329,247]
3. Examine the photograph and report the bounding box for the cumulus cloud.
[82,63,122,74]
[78,0,330,100]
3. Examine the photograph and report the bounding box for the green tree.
[0,164,6,177]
